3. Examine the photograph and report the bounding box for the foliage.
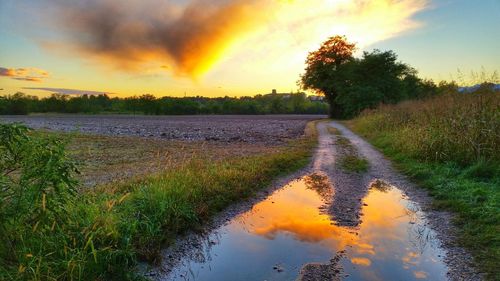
[349,86,499,279]
[300,35,438,118]
[0,92,328,115]
[300,35,356,118]
[0,124,90,280]
[0,122,316,280]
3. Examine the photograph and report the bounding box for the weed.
[340,155,369,173]
[328,125,369,173]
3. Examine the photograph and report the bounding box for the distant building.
[263,89,324,102]
[263,89,303,98]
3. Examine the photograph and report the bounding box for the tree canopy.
[300,35,437,118]
[300,35,356,118]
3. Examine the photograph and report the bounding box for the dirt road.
[148,121,482,281]
[299,121,482,280]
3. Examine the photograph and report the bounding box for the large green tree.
[334,50,418,118]
[299,35,356,118]
[300,35,434,118]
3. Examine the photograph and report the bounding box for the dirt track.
[149,121,483,281]
[302,121,482,281]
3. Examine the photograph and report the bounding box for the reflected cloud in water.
[163,176,448,281]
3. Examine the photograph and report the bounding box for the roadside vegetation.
[0,122,318,280]
[328,126,369,173]
[348,87,499,279]
[0,92,328,115]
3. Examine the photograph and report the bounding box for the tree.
[300,35,356,118]
[300,36,436,118]
[334,50,418,117]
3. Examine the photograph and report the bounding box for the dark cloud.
[23,87,113,95]
[0,66,50,82]
[42,0,268,76]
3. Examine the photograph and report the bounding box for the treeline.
[0,92,329,115]
[300,36,465,118]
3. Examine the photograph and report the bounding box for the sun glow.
[38,0,428,78]
[1,0,430,97]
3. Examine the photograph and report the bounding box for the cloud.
[23,87,113,96]
[0,66,50,82]
[40,0,269,77]
[350,257,372,267]
[30,0,429,77]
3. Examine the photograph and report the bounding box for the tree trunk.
[326,93,342,119]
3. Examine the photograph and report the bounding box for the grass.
[1,121,319,280]
[328,125,369,173]
[339,155,369,173]
[34,131,281,188]
[347,89,499,280]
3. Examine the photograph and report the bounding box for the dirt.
[297,251,345,281]
[66,134,283,188]
[316,121,483,281]
[0,114,322,145]
[146,120,483,281]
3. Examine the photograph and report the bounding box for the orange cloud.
[44,0,270,77]
[37,0,428,78]
[0,67,50,82]
[414,271,428,279]
[351,257,372,266]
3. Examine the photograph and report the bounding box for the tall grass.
[1,122,317,280]
[349,86,499,279]
[353,88,499,165]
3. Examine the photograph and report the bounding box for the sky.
[0,0,499,98]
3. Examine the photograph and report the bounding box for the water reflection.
[162,176,448,281]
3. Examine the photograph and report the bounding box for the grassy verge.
[346,91,499,279]
[328,125,369,173]
[64,132,283,188]
[1,122,318,280]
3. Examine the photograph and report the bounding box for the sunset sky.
[1,0,499,97]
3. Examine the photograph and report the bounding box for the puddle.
[161,176,448,280]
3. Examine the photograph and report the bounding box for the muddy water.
[162,175,448,281]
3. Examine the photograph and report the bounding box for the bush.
[0,124,131,280]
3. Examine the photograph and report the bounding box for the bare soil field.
[0,115,323,188]
[0,114,323,144]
